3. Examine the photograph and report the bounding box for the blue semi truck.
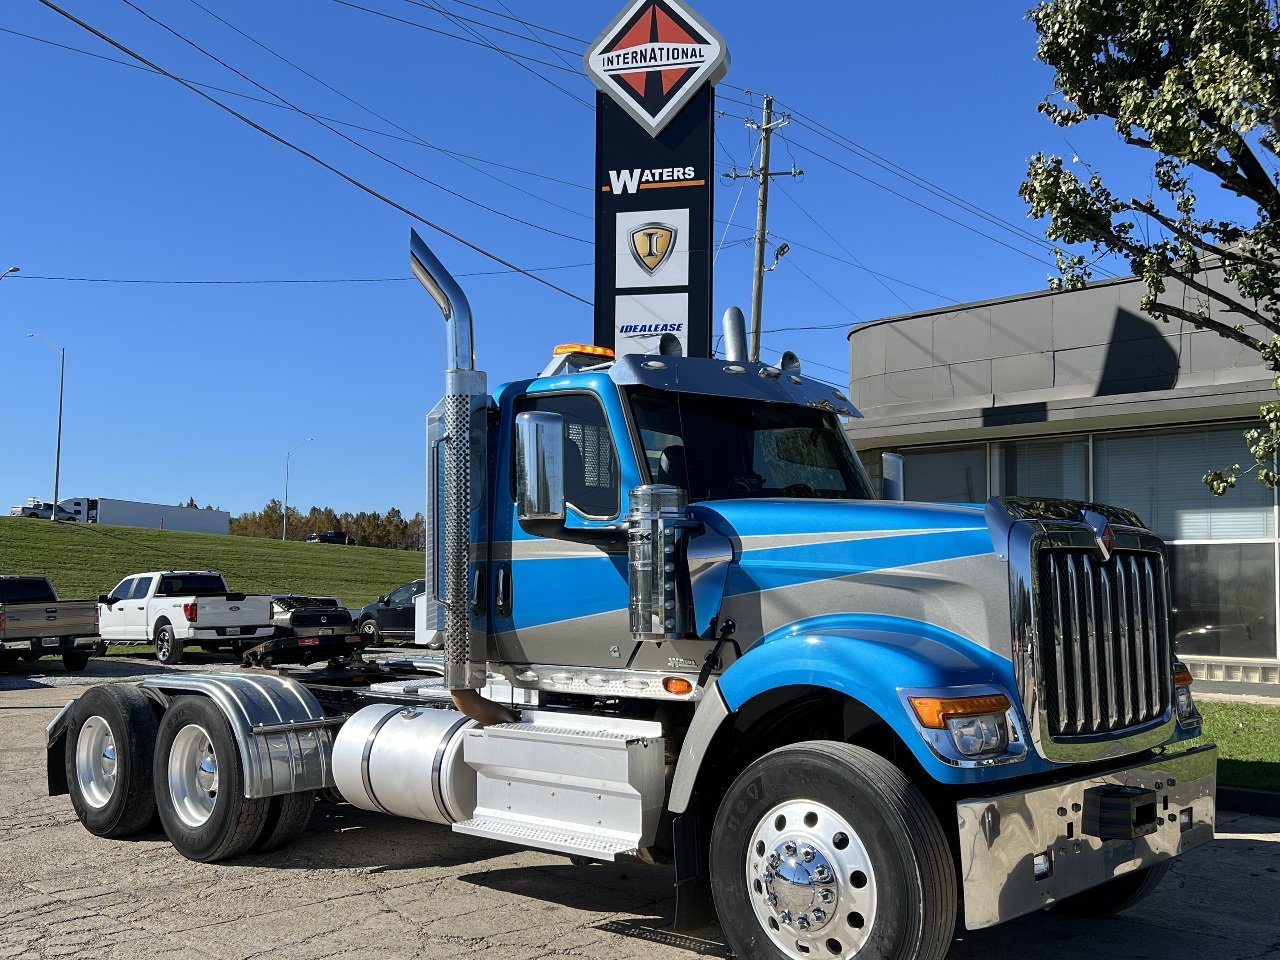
[47,231,1215,960]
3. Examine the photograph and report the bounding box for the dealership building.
[847,270,1280,684]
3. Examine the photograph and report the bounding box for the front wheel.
[710,742,956,960]
[359,619,380,643]
[153,696,270,861]
[155,623,183,665]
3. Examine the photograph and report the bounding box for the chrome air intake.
[628,484,696,641]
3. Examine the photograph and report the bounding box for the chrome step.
[452,815,637,860]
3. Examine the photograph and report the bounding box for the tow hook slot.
[1081,785,1159,841]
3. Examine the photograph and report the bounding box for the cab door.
[98,578,134,641]
[489,384,642,669]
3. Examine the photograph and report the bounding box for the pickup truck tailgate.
[0,600,98,642]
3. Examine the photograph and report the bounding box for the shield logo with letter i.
[630,222,676,275]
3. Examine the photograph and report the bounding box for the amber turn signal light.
[907,694,1011,730]
[663,677,693,696]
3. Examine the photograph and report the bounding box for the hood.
[693,498,1013,659]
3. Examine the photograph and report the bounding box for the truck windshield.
[628,388,876,501]
[157,574,229,597]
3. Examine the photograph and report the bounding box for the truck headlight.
[907,693,1014,759]
[946,712,1009,757]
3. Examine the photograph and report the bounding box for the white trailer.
[57,497,230,534]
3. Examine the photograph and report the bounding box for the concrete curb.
[1217,786,1280,818]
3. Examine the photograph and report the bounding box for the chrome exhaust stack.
[722,306,747,362]
[411,230,500,710]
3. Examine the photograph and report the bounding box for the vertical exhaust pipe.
[722,306,747,362]
[411,230,516,725]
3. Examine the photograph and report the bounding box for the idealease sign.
[585,0,729,359]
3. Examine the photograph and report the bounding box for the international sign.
[585,0,729,138]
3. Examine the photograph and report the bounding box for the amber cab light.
[1174,664,1194,687]
[663,677,693,696]
[907,694,1011,730]
[553,343,614,358]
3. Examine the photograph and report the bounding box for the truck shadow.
[232,801,515,872]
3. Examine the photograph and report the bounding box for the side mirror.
[380,597,391,607]
[881,452,905,502]
[98,594,112,606]
[515,410,566,523]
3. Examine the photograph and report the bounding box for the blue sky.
[2,1,1150,517]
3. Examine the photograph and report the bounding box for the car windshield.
[627,388,876,501]
[157,574,229,597]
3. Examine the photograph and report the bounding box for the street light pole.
[282,438,313,540]
[27,334,65,521]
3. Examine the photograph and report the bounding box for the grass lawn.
[0,517,423,608]
[1192,700,1280,792]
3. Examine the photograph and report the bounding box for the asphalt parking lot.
[2,658,1278,960]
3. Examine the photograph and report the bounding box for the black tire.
[153,695,270,862]
[154,622,183,665]
[64,685,160,837]
[359,619,380,643]
[251,790,316,854]
[20,650,42,662]
[63,650,91,672]
[1050,860,1172,916]
[710,741,956,960]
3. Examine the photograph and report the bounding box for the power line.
[394,0,580,56]
[403,0,592,107]
[330,0,582,79]
[181,0,590,221]
[772,179,914,313]
[0,25,591,196]
[35,0,591,305]
[763,235,960,303]
[784,133,1060,269]
[444,0,588,45]
[13,264,592,283]
[779,257,863,324]
[119,0,589,244]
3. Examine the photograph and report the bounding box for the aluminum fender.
[139,673,338,798]
[714,613,1047,786]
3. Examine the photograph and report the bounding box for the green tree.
[1019,0,1280,491]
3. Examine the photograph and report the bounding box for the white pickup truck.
[98,571,272,664]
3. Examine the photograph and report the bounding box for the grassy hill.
[0,518,424,606]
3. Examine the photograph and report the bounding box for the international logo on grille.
[1081,509,1115,562]
[585,0,730,137]
[630,222,676,274]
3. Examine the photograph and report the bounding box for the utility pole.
[723,95,801,361]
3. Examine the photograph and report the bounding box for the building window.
[1169,542,1276,659]
[992,437,1089,501]
[1093,426,1272,540]
[901,445,987,503]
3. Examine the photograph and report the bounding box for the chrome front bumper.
[957,744,1216,929]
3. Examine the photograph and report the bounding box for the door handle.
[495,563,512,618]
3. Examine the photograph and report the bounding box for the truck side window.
[518,393,619,519]
[110,578,135,603]
[129,577,154,600]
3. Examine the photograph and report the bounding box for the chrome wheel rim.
[168,723,219,828]
[746,799,878,959]
[361,621,376,636]
[156,631,170,660]
[75,715,118,809]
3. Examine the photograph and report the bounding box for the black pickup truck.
[0,575,101,671]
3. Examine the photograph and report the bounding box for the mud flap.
[672,791,716,932]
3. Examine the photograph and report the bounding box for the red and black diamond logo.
[585,0,730,137]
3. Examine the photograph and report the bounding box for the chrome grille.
[1036,548,1171,737]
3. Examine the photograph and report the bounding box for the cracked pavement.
[1,667,1278,960]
